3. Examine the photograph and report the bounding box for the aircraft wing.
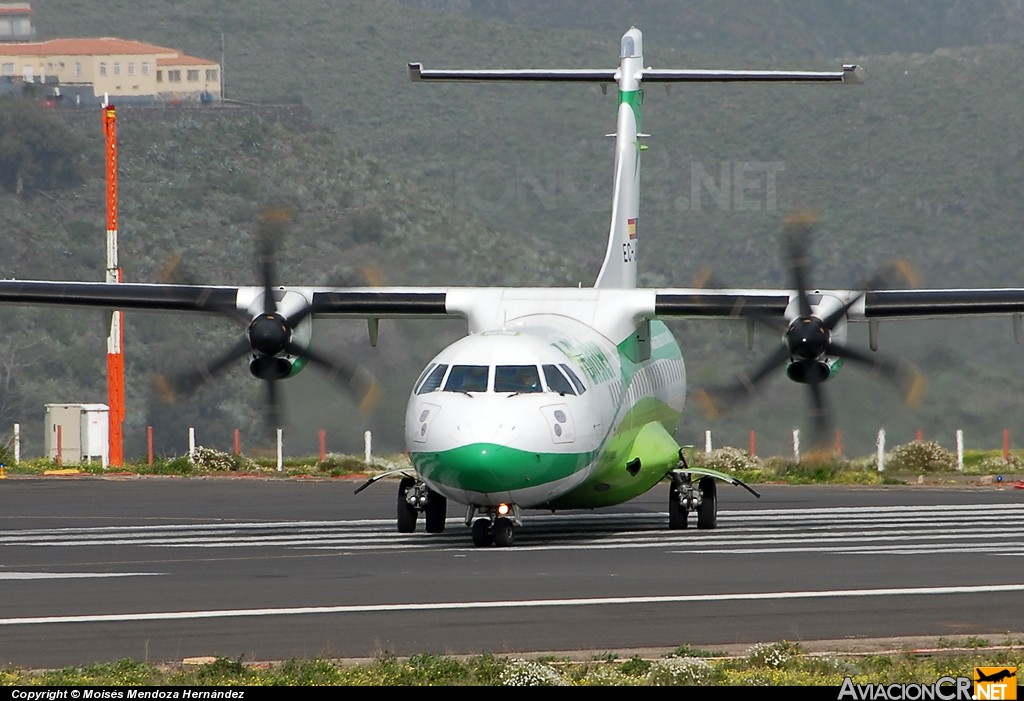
[652,288,1024,321]
[0,280,456,319]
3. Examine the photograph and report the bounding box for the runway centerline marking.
[2,583,1023,625]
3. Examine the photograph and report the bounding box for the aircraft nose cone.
[426,442,517,494]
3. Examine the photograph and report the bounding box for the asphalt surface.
[1,474,1022,668]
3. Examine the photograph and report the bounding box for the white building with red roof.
[0,35,220,104]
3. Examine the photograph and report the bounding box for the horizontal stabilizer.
[409,64,617,83]
[642,65,863,84]
[409,64,863,85]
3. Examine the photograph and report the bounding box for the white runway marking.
[0,572,163,580]
[1,583,1022,626]
[3,504,1024,555]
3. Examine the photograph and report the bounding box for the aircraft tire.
[424,490,447,533]
[493,517,515,547]
[397,477,418,533]
[697,476,717,529]
[668,482,689,529]
[471,518,493,547]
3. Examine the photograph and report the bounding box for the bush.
[691,446,763,473]
[190,446,258,472]
[884,440,957,473]
[745,641,803,670]
[646,656,713,685]
[498,658,570,686]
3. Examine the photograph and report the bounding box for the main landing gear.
[668,450,762,530]
[467,503,521,547]
[669,471,717,530]
[396,477,448,533]
[668,452,717,530]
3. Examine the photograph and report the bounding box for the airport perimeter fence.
[4,421,1023,473]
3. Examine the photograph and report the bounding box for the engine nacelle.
[249,354,308,381]
[786,356,842,384]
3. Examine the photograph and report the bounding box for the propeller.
[695,212,927,452]
[153,206,380,431]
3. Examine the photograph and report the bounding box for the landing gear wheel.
[424,490,447,533]
[492,517,515,547]
[668,480,689,529]
[397,477,418,533]
[471,518,493,547]
[697,476,717,530]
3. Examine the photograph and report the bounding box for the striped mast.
[103,99,124,467]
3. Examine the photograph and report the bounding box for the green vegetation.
[7,439,1021,486]
[0,100,86,195]
[1,640,1022,686]
[2,1,1023,471]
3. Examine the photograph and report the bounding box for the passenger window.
[560,363,587,394]
[416,364,447,394]
[494,365,542,393]
[542,364,575,395]
[444,365,489,392]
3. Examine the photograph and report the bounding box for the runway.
[0,476,1022,668]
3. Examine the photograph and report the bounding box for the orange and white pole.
[103,101,124,467]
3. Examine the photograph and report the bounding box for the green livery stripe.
[287,356,309,377]
[412,444,596,494]
[547,409,682,509]
[618,88,643,131]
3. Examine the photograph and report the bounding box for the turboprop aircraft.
[4,27,1024,547]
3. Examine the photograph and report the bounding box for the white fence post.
[13,423,19,464]
[188,427,196,462]
[364,430,372,464]
[876,428,886,472]
[956,429,964,471]
[793,429,800,464]
[276,428,283,472]
[704,430,712,454]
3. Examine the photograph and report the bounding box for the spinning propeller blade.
[696,212,926,451]
[153,207,380,430]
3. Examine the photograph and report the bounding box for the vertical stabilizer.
[408,29,859,290]
[595,28,644,290]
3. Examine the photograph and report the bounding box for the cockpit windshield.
[415,361,586,396]
[494,365,542,393]
[443,365,489,393]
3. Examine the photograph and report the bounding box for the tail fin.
[594,27,644,289]
[409,28,860,290]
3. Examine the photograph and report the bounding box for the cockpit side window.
[494,365,542,393]
[444,365,489,392]
[416,363,447,394]
[542,364,576,395]
[414,363,436,391]
[560,363,587,394]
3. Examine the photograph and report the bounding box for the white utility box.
[44,403,109,467]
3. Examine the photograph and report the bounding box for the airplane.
[975,669,1016,684]
[4,27,1024,547]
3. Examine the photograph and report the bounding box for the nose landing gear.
[467,503,521,547]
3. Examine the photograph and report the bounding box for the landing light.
[497,503,511,516]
